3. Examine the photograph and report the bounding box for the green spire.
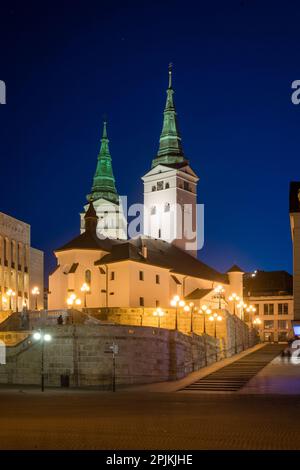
[87,121,119,205]
[152,64,186,168]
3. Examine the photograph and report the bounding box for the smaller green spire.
[152,64,186,168]
[87,121,119,205]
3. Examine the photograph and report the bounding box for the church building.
[48,69,242,311]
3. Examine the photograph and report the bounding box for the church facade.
[48,69,242,312]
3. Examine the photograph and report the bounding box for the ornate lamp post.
[229,293,240,354]
[32,330,52,392]
[6,288,16,311]
[209,313,223,361]
[80,282,90,308]
[66,294,81,323]
[170,295,185,330]
[208,312,223,338]
[153,307,165,328]
[200,305,212,334]
[31,286,40,310]
[214,285,225,309]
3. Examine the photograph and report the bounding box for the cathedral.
[48,68,242,311]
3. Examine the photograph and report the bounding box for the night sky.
[1,0,300,281]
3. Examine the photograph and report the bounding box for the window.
[165,182,170,189]
[278,320,288,330]
[85,269,91,286]
[278,303,288,315]
[158,229,161,238]
[152,185,156,191]
[183,181,190,191]
[156,300,160,307]
[139,271,144,281]
[110,271,115,281]
[139,297,144,307]
[254,304,259,315]
[264,320,274,330]
[150,206,156,215]
[155,274,160,284]
[264,304,274,315]
[157,181,164,191]
[278,332,288,341]
[164,203,170,212]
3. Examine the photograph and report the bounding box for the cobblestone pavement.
[1,389,300,449]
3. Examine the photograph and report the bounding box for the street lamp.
[229,293,240,354]
[237,301,247,321]
[200,305,212,334]
[6,288,16,311]
[80,282,90,308]
[32,330,52,392]
[209,312,223,338]
[209,313,223,361]
[66,293,82,308]
[153,307,165,328]
[214,285,225,309]
[170,295,186,330]
[31,286,40,310]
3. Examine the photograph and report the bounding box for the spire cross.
[168,62,173,89]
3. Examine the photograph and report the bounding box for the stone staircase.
[181,344,285,392]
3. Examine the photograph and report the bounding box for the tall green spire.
[151,64,186,168]
[87,121,119,204]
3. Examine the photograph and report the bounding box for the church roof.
[151,65,187,169]
[87,121,119,205]
[227,264,244,273]
[55,230,120,253]
[95,237,228,284]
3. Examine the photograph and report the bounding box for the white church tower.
[80,121,127,240]
[142,66,199,257]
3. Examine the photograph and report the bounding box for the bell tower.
[142,66,199,257]
[81,121,127,240]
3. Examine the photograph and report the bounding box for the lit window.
[264,320,274,330]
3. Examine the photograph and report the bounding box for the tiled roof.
[95,237,228,284]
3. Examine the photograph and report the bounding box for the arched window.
[85,269,91,286]
[150,206,156,215]
[164,203,170,212]
[165,182,170,189]
[152,185,156,192]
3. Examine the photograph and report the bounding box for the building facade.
[0,212,44,312]
[142,66,199,257]
[244,270,294,342]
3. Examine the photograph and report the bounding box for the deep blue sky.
[1,0,300,280]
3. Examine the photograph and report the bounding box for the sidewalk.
[239,354,300,394]
[124,343,265,393]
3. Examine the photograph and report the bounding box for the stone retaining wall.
[0,324,233,388]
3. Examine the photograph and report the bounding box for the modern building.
[244,270,294,342]
[48,69,243,311]
[0,211,44,312]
